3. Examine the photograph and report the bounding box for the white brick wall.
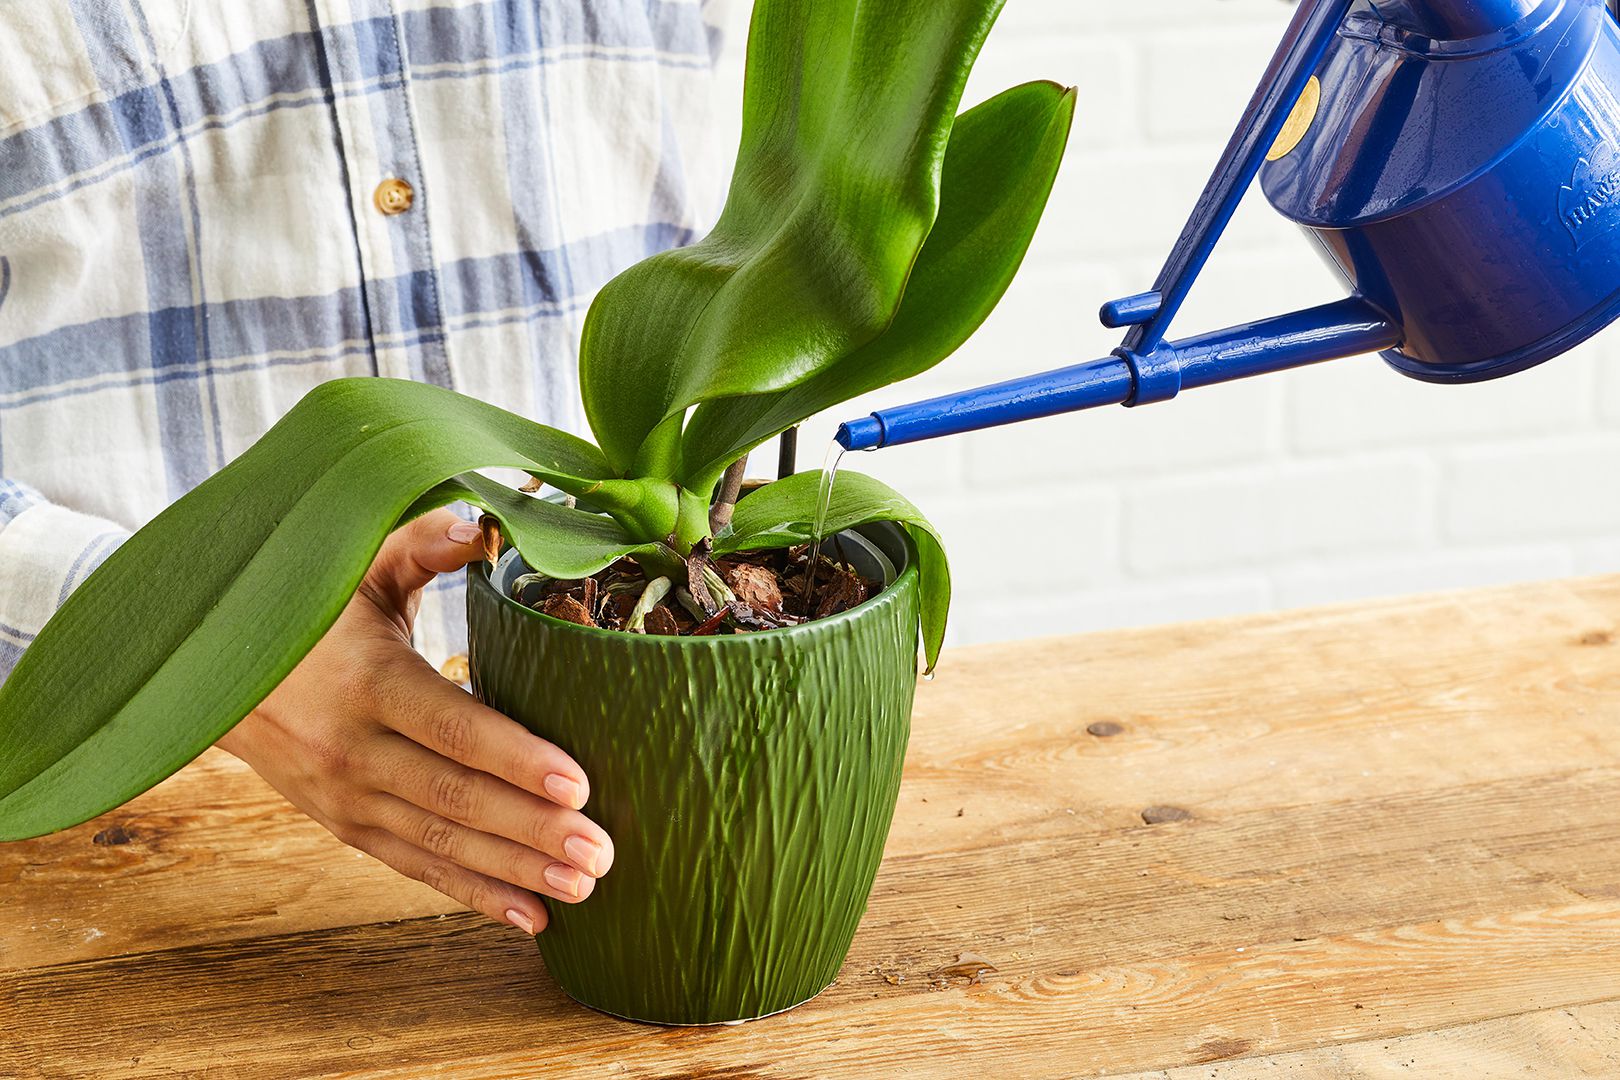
[709,1,1620,646]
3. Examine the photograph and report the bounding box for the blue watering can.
[837,0,1620,451]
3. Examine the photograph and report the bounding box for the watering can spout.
[835,299,1399,451]
[839,0,1620,454]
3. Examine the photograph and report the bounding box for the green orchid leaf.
[680,80,1076,491]
[580,0,1007,475]
[0,0,1073,843]
[716,470,950,673]
[0,378,617,840]
[404,473,672,580]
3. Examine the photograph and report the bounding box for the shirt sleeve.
[0,479,130,682]
[701,0,734,64]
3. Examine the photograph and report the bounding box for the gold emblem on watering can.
[1267,75,1320,162]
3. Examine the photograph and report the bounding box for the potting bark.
[508,547,877,637]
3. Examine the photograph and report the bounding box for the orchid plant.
[0,0,1074,839]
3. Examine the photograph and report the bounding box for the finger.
[365,735,614,878]
[350,825,549,933]
[373,656,593,811]
[364,793,598,904]
[368,508,483,599]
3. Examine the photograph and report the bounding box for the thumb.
[367,508,484,599]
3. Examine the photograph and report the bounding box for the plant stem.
[708,455,749,533]
[591,478,680,543]
[777,426,799,479]
[672,487,713,553]
[631,414,685,480]
[631,545,686,581]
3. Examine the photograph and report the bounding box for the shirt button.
[373,177,414,215]
[439,653,470,685]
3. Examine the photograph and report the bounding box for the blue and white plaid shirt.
[0,0,727,677]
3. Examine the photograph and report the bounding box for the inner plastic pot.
[466,522,921,1025]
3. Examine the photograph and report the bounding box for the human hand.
[216,509,612,935]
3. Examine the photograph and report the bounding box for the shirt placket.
[308,0,453,389]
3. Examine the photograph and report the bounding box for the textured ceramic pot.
[466,523,920,1025]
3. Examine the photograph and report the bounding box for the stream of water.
[804,439,930,679]
[803,441,845,597]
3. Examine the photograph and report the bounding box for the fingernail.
[506,908,536,935]
[545,863,583,898]
[447,520,481,544]
[544,773,585,809]
[565,835,603,876]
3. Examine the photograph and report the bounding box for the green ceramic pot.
[466,523,920,1025]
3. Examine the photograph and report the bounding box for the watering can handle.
[1117,0,1355,356]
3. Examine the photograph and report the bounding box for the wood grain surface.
[4,576,1620,1078]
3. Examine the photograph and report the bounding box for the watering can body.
[838,0,1620,451]
[1274,0,1620,383]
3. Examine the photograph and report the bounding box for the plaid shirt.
[0,0,727,677]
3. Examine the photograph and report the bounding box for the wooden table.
[6,577,1620,1078]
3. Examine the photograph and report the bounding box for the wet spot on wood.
[1192,1036,1253,1063]
[92,824,136,846]
[928,951,997,986]
[345,1035,374,1050]
[1578,630,1612,646]
[868,966,905,987]
[1086,721,1124,738]
[1142,805,1193,825]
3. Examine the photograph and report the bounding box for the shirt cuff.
[0,480,130,680]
